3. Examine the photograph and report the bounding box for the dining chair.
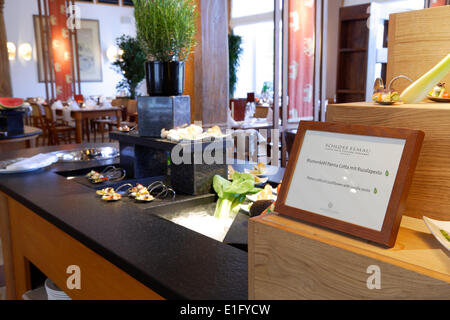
[29,102,48,146]
[42,104,76,145]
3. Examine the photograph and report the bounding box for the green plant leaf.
[133,0,197,62]
[111,35,146,99]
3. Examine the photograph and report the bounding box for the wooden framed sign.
[275,121,424,247]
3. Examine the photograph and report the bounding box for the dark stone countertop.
[0,143,285,300]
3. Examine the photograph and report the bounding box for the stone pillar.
[0,0,13,97]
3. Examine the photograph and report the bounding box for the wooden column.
[191,0,229,127]
[0,0,12,97]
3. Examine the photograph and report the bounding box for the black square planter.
[137,96,190,137]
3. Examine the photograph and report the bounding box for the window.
[231,0,274,99]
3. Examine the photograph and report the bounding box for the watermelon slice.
[0,97,24,110]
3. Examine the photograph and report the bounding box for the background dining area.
[1,0,448,165]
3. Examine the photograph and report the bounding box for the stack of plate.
[44,278,71,300]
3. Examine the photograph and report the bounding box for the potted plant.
[228,31,243,98]
[133,0,197,96]
[112,35,146,99]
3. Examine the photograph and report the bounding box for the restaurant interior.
[0,0,449,301]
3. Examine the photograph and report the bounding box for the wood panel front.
[326,102,450,221]
[5,196,163,300]
[387,6,450,93]
[249,213,450,300]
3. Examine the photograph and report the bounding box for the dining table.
[55,107,121,144]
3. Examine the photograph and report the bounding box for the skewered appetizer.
[429,83,449,98]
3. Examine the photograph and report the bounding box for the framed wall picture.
[34,16,103,82]
[97,0,119,4]
[122,0,134,6]
[275,121,424,247]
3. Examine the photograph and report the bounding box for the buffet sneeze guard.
[275,121,424,247]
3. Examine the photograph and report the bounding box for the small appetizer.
[207,125,223,137]
[372,90,400,103]
[101,193,122,201]
[86,170,109,183]
[96,187,115,196]
[429,83,449,98]
[248,162,267,175]
[254,175,268,185]
[129,184,148,198]
[118,125,131,132]
[135,193,155,202]
[86,170,98,178]
[257,184,274,201]
[91,175,109,184]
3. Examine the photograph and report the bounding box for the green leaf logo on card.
[385,170,389,177]
[374,187,378,194]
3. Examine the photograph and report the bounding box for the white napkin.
[69,101,80,110]
[51,100,64,121]
[6,153,58,171]
[227,107,239,128]
[84,99,97,109]
[51,100,64,110]
[100,101,112,109]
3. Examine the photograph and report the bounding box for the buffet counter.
[0,143,283,300]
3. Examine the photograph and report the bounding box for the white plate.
[239,204,250,213]
[423,216,450,251]
[244,166,279,176]
[0,162,54,174]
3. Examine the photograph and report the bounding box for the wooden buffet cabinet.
[249,102,450,299]
[0,194,163,300]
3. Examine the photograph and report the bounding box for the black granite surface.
[0,143,285,300]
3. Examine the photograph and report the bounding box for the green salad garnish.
[213,172,261,219]
[439,229,450,242]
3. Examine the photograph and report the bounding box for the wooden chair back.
[42,104,56,127]
[29,103,47,129]
[126,100,138,123]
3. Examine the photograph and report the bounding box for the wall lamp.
[7,42,16,60]
[106,45,124,63]
[18,43,33,61]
